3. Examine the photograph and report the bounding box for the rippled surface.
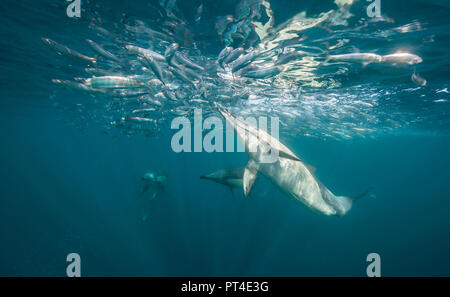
[2,0,450,140]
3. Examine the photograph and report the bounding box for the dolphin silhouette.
[200,167,244,189]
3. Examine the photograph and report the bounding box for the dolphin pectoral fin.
[243,159,259,197]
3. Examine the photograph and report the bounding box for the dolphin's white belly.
[260,158,337,216]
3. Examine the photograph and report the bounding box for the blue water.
[1,0,450,276]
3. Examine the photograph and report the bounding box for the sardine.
[125,45,165,62]
[174,52,204,71]
[325,53,382,65]
[169,65,197,87]
[242,65,283,79]
[218,46,233,68]
[165,43,179,66]
[122,116,156,124]
[42,38,96,64]
[381,53,423,65]
[86,39,122,63]
[86,76,144,89]
[139,55,165,85]
[231,50,260,73]
[234,64,258,77]
[276,48,306,65]
[223,47,244,65]
[411,68,427,86]
[52,79,106,93]
[85,68,121,77]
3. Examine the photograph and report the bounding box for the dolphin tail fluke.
[200,175,214,181]
[352,189,372,201]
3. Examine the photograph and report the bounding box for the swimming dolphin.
[214,103,366,216]
[141,171,168,222]
[200,167,244,189]
[142,171,167,194]
[201,167,245,198]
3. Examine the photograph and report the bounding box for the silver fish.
[231,50,260,73]
[182,65,203,80]
[125,45,165,62]
[52,79,106,93]
[223,47,244,65]
[86,76,144,89]
[411,68,427,86]
[325,53,382,65]
[169,65,197,87]
[122,116,156,124]
[174,52,204,71]
[165,43,179,66]
[242,65,283,79]
[381,53,423,65]
[86,39,122,63]
[139,54,165,85]
[42,38,96,64]
[276,48,306,65]
[85,68,118,76]
[218,46,233,68]
[234,64,258,77]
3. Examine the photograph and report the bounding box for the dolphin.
[142,171,167,186]
[200,167,245,198]
[141,171,168,222]
[142,171,167,194]
[200,167,244,189]
[214,103,366,216]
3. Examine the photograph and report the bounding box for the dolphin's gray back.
[202,167,244,181]
[224,167,245,179]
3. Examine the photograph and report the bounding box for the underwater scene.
[1,0,450,277]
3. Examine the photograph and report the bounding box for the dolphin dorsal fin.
[243,159,259,197]
[278,150,301,162]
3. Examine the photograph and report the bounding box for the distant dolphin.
[141,171,168,221]
[200,167,244,198]
[215,103,367,216]
[142,171,167,194]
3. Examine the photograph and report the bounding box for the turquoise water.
[1,0,450,276]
